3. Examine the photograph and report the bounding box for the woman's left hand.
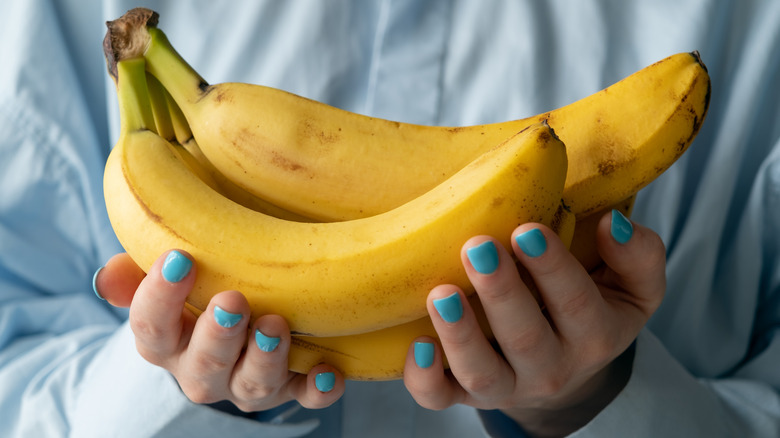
[403,211,667,437]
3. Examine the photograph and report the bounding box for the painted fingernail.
[414,342,434,368]
[213,306,242,328]
[515,228,547,258]
[255,329,281,352]
[161,250,192,283]
[315,372,335,392]
[611,209,633,244]
[433,292,463,323]
[92,266,106,300]
[466,240,500,274]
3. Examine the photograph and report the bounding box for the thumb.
[593,210,667,316]
[93,253,147,308]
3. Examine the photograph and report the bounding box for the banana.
[103,8,709,222]
[104,55,569,337]
[110,60,573,378]
[289,205,575,381]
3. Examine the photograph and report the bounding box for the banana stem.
[117,58,155,134]
[163,83,194,144]
[146,72,176,141]
[144,27,207,109]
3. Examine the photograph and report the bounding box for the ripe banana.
[104,55,569,337]
[108,58,575,379]
[103,8,709,222]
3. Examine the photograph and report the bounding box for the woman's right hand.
[93,250,344,412]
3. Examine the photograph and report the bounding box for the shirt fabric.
[1,0,780,436]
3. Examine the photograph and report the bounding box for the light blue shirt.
[2,0,779,436]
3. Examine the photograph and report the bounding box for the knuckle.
[407,384,452,411]
[580,336,619,366]
[233,375,278,400]
[503,325,548,356]
[526,373,567,401]
[129,313,165,341]
[457,369,501,395]
[555,287,592,319]
[192,351,233,375]
[180,381,220,405]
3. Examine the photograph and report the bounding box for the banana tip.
[690,50,708,73]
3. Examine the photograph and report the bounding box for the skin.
[94,211,666,437]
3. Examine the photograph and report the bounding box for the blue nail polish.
[414,342,434,368]
[466,240,500,274]
[433,292,463,323]
[161,250,192,283]
[214,306,242,328]
[611,210,633,244]
[92,266,106,300]
[315,372,335,392]
[255,329,281,352]
[515,228,547,258]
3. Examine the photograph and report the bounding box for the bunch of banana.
[102,8,710,379]
[106,55,571,378]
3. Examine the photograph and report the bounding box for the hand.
[93,250,344,412]
[403,210,666,437]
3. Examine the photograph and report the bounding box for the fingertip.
[403,336,458,411]
[293,364,344,409]
[93,253,146,308]
[596,213,667,305]
[609,209,634,244]
[161,249,195,283]
[206,290,250,330]
[253,314,289,353]
[428,286,465,324]
[408,336,439,370]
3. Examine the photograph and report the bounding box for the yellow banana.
[289,207,575,381]
[109,60,574,378]
[104,56,569,337]
[103,8,709,222]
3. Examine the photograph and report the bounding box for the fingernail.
[414,342,434,368]
[255,329,281,352]
[466,240,499,274]
[515,228,547,258]
[92,266,106,300]
[433,292,463,323]
[611,210,633,244]
[315,372,335,392]
[213,306,242,328]
[161,250,192,283]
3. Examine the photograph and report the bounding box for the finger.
[93,253,146,307]
[512,224,606,345]
[177,290,251,404]
[460,236,559,370]
[403,336,462,410]
[229,314,293,411]
[426,285,514,402]
[594,210,667,319]
[129,249,196,363]
[287,364,345,409]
